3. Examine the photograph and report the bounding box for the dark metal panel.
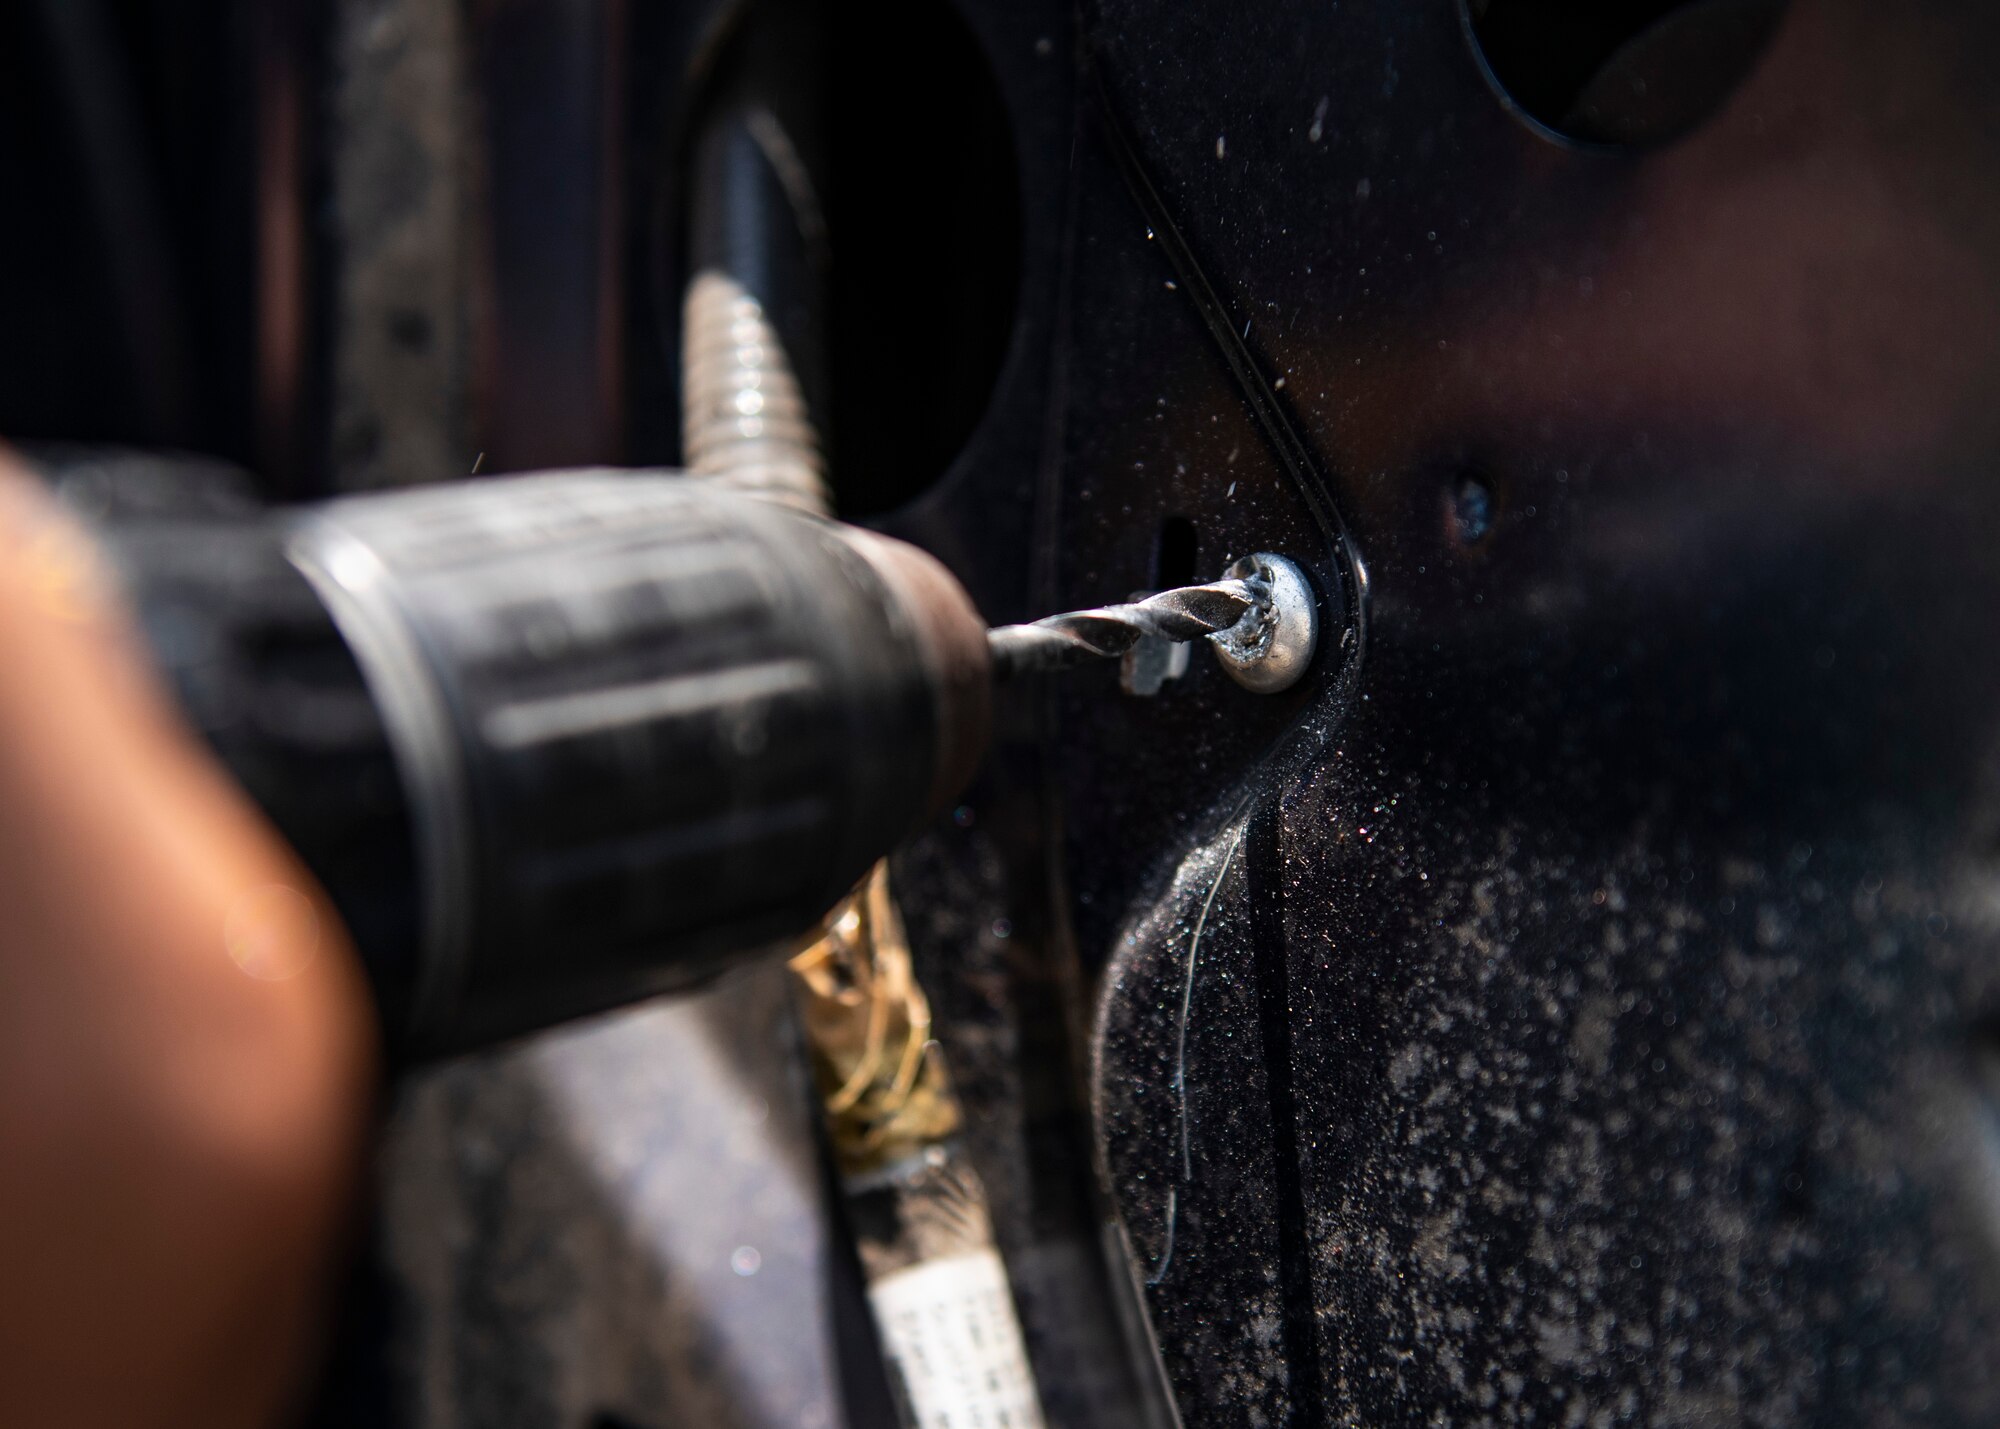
[879,5,1193,1424]
[1073,0,2000,1421]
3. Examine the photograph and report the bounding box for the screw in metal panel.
[1211,552,1318,693]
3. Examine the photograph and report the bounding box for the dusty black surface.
[16,0,2000,1424]
[1075,0,2000,1422]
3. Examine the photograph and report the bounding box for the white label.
[868,1249,1047,1429]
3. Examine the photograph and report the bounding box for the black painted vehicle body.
[5,0,1999,1423]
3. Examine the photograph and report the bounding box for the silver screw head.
[1211,552,1318,694]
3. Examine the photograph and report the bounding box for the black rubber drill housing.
[63,457,988,1057]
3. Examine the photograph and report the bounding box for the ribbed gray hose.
[679,201,1053,1429]
[680,269,831,516]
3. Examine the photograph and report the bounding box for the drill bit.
[987,577,1267,678]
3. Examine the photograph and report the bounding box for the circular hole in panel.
[1465,0,1788,146]
[825,0,1023,515]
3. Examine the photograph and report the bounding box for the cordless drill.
[75,463,985,1056]
[62,454,1308,1059]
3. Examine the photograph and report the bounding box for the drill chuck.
[292,472,989,1054]
[93,466,989,1057]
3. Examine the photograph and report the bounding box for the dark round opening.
[662,0,1022,518]
[825,1,1022,516]
[1464,0,1788,147]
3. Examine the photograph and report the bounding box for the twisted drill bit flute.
[987,576,1268,678]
